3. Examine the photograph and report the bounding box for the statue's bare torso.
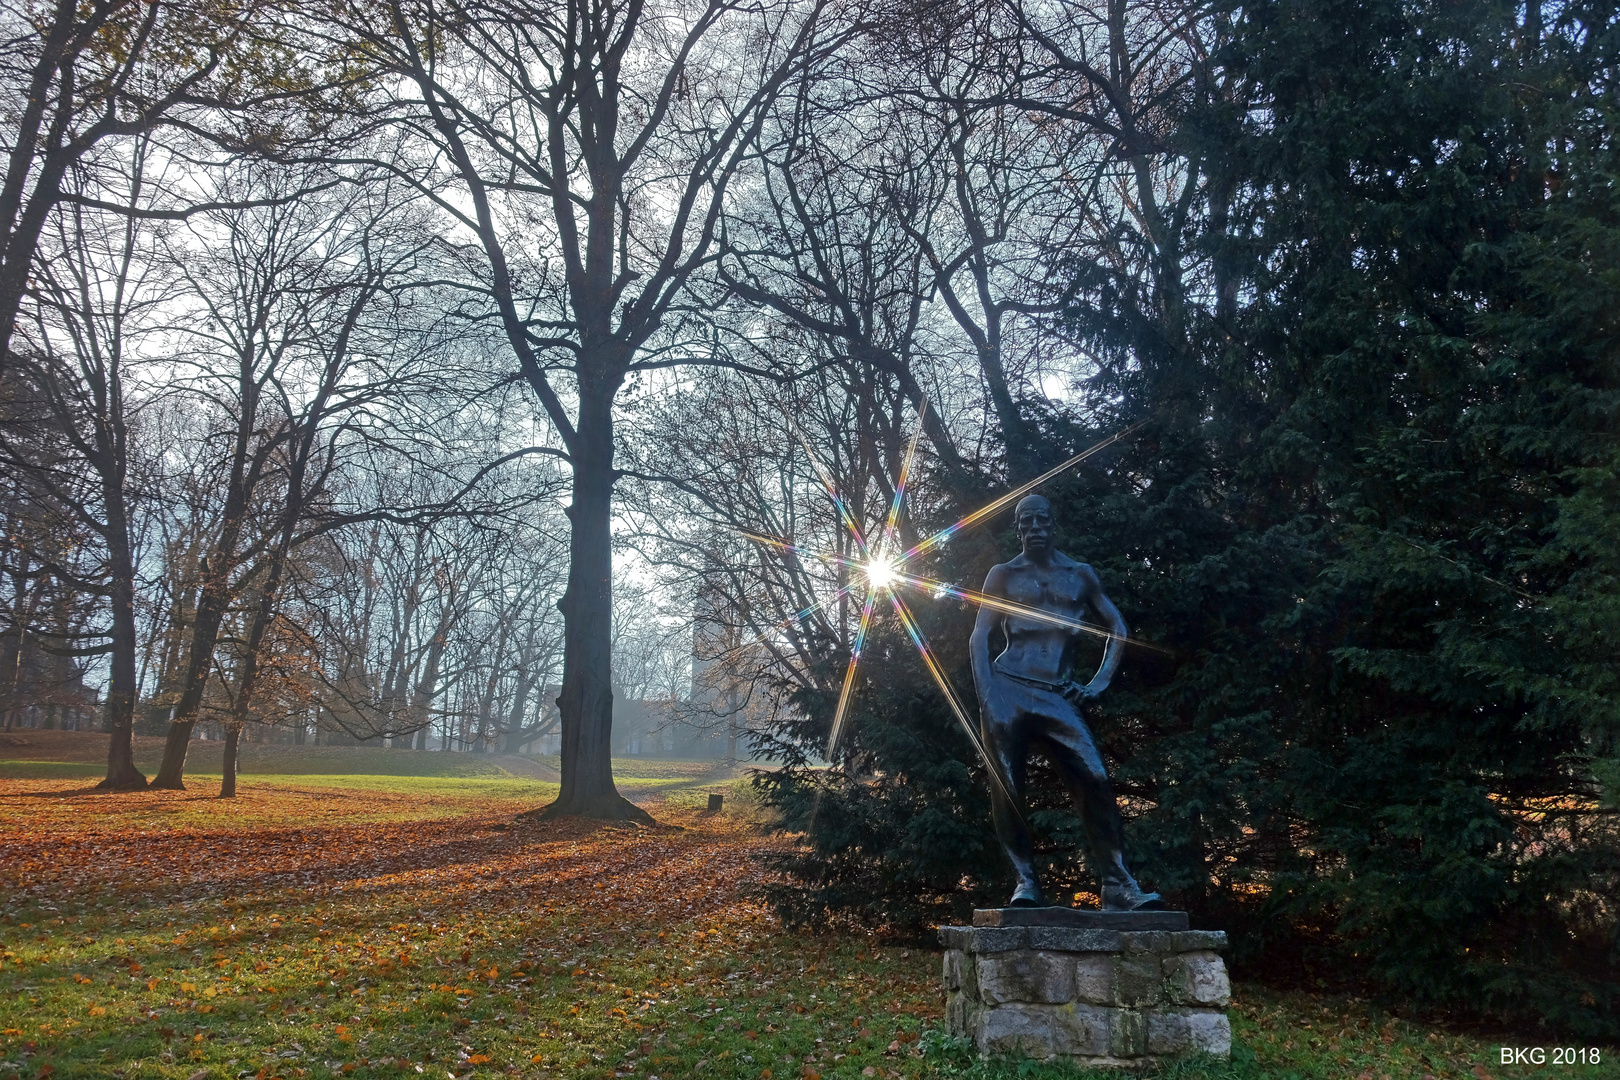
[985,550,1104,686]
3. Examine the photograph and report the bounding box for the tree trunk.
[533,386,648,823]
[217,566,285,795]
[97,577,146,789]
[725,682,739,767]
[150,711,196,788]
[220,723,240,798]
[411,614,448,745]
[151,320,268,789]
[501,661,536,754]
[141,552,195,735]
[97,491,146,790]
[148,588,228,789]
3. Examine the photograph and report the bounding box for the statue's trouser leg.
[980,708,1040,903]
[1038,708,1142,895]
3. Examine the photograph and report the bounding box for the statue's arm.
[969,565,1007,702]
[1077,565,1128,698]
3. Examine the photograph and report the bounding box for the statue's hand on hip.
[1061,680,1100,704]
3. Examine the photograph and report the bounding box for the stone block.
[946,990,980,1035]
[1169,930,1229,952]
[938,926,1029,953]
[942,925,1130,955]
[1115,953,1163,1007]
[977,1002,1116,1058]
[1119,930,1173,954]
[943,949,965,992]
[973,908,1189,931]
[972,928,1035,953]
[1188,1010,1233,1055]
[1108,1008,1146,1057]
[1025,927,1123,954]
[977,1003,1061,1058]
[1072,953,1115,1005]
[977,950,1075,1004]
[1163,951,1230,1007]
[1060,1003,1113,1057]
[1146,1008,1232,1056]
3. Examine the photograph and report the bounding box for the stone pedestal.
[939,909,1230,1067]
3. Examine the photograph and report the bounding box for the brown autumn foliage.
[0,778,777,924]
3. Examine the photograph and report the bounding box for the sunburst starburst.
[741,410,1147,802]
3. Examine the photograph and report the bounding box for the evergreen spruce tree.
[756,0,1618,1037]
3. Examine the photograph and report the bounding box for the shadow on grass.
[0,783,232,801]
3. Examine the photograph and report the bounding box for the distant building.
[520,579,783,760]
[687,580,777,763]
[524,689,728,758]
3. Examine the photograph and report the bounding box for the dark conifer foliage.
[755,0,1619,1038]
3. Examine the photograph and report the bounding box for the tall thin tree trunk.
[725,682,739,767]
[220,722,240,797]
[98,488,145,790]
[536,386,647,822]
[151,325,266,789]
[501,659,536,754]
[148,588,229,789]
[218,565,285,797]
[412,630,446,744]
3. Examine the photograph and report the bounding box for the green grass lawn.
[0,765,746,815]
[0,734,1612,1080]
[2,878,1609,1080]
[0,740,535,781]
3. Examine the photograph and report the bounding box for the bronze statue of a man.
[969,494,1161,911]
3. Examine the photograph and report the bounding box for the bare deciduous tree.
[331,0,855,818]
[0,140,178,788]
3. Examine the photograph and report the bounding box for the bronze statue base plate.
[972,907,1190,931]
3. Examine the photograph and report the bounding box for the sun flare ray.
[887,591,1017,808]
[901,420,1148,561]
[881,406,925,553]
[750,408,1147,782]
[889,570,1170,653]
[895,570,1120,641]
[827,586,879,756]
[790,424,870,558]
[737,529,857,570]
[728,582,860,659]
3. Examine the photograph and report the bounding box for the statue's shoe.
[1007,882,1046,908]
[1101,883,1166,911]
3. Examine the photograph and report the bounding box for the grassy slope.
[0,732,1612,1080]
[0,730,550,778]
[0,732,749,812]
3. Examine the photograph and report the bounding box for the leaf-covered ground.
[0,741,1612,1080]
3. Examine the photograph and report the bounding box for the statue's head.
[1015,494,1053,556]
